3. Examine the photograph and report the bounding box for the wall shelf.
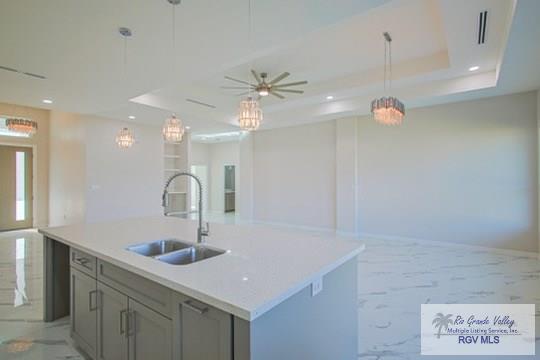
[164,137,189,215]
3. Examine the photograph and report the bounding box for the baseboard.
[241,220,539,259]
[358,232,540,259]
[252,220,337,235]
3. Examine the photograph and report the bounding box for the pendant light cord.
[383,33,393,95]
[172,4,176,62]
[389,37,392,92]
[248,0,253,99]
[383,37,387,93]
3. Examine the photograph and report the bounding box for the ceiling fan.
[222,70,308,99]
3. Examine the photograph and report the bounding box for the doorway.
[0,145,33,231]
[224,165,235,213]
[190,165,209,214]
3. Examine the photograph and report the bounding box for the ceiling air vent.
[0,65,18,73]
[23,72,46,79]
[477,10,488,44]
[186,98,216,109]
[0,65,47,79]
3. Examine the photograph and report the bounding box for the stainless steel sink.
[126,239,225,265]
[126,239,192,257]
[156,245,225,265]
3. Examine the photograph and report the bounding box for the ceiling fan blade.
[220,86,253,89]
[273,80,308,88]
[236,91,252,96]
[224,76,256,86]
[270,91,285,99]
[269,72,290,85]
[274,89,304,94]
[251,70,262,84]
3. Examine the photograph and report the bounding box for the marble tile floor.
[0,228,538,359]
[0,229,84,359]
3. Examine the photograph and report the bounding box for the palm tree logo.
[432,313,453,339]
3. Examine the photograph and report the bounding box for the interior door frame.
[223,164,236,213]
[0,141,38,228]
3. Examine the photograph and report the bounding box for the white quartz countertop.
[39,216,364,321]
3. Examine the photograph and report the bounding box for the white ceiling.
[0,0,538,135]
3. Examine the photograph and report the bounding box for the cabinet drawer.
[97,259,172,318]
[70,248,97,278]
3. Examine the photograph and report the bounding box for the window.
[15,151,26,221]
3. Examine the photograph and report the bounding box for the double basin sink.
[126,239,225,265]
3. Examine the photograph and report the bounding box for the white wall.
[191,142,210,165]
[336,117,358,235]
[84,116,163,223]
[242,92,538,252]
[238,133,254,222]
[49,114,164,224]
[48,111,86,226]
[252,121,336,230]
[357,92,538,252]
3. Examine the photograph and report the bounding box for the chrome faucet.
[162,172,209,243]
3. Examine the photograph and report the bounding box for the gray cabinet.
[70,249,232,360]
[97,282,128,360]
[180,298,232,360]
[129,299,173,360]
[71,267,97,359]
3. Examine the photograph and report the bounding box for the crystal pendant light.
[237,0,263,131]
[371,32,405,126]
[6,118,38,136]
[163,114,185,142]
[116,27,136,148]
[238,97,262,131]
[116,127,135,148]
[162,0,185,141]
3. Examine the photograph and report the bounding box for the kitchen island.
[39,216,364,360]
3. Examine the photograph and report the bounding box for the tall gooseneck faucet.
[162,172,209,243]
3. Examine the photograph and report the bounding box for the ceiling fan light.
[6,118,38,136]
[258,88,269,97]
[116,127,135,148]
[162,114,185,142]
[238,97,262,131]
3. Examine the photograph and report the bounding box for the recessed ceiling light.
[42,99,53,104]
[326,95,334,100]
[128,115,136,120]
[185,126,191,130]
[468,66,479,72]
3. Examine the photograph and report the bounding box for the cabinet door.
[128,298,172,360]
[71,267,97,358]
[181,299,232,360]
[97,282,128,360]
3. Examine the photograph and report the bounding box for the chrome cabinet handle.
[74,257,91,269]
[120,309,127,336]
[127,310,136,337]
[183,300,208,315]
[89,290,98,311]
[75,257,89,264]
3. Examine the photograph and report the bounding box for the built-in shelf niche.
[163,139,189,215]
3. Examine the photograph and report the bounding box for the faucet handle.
[201,222,210,236]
